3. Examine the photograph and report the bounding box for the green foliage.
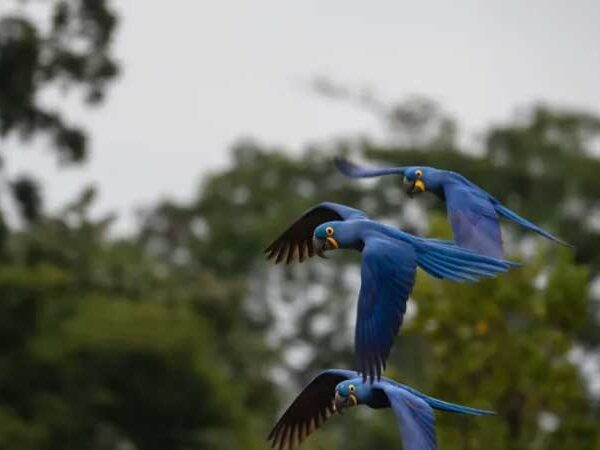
[0,196,278,450]
[400,248,597,450]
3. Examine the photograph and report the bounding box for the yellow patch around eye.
[326,226,334,236]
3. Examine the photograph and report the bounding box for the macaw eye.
[349,384,356,393]
[415,170,423,178]
[326,226,334,236]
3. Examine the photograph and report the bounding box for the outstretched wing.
[268,369,356,450]
[356,238,417,383]
[265,202,367,264]
[378,382,437,450]
[445,184,504,259]
[334,157,407,178]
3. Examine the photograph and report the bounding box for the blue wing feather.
[378,382,437,450]
[356,238,417,383]
[444,183,504,259]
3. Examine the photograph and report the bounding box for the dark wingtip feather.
[286,243,297,264]
[275,243,288,264]
[298,241,306,262]
[266,248,277,261]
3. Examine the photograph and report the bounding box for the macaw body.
[334,157,570,259]
[268,369,495,450]
[265,202,518,382]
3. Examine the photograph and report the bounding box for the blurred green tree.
[0,189,278,450]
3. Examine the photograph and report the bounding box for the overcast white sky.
[4,0,600,232]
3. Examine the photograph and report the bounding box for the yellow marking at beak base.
[326,237,340,249]
[414,179,425,192]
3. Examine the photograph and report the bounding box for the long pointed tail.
[495,204,571,247]
[399,384,496,416]
[415,237,520,282]
[424,396,495,416]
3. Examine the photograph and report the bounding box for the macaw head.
[403,166,445,196]
[313,221,362,254]
[334,379,370,413]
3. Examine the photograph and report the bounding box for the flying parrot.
[268,369,495,450]
[265,202,518,382]
[334,157,570,259]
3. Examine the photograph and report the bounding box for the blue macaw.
[268,369,494,450]
[265,202,518,382]
[334,157,570,259]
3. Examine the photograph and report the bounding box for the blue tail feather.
[418,254,480,282]
[495,204,570,247]
[420,254,499,279]
[424,396,496,416]
[415,238,519,282]
[397,383,496,416]
[425,249,520,273]
[421,238,521,268]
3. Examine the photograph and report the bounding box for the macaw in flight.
[268,368,494,450]
[334,157,570,259]
[265,202,518,382]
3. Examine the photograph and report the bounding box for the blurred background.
[1,1,599,449]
